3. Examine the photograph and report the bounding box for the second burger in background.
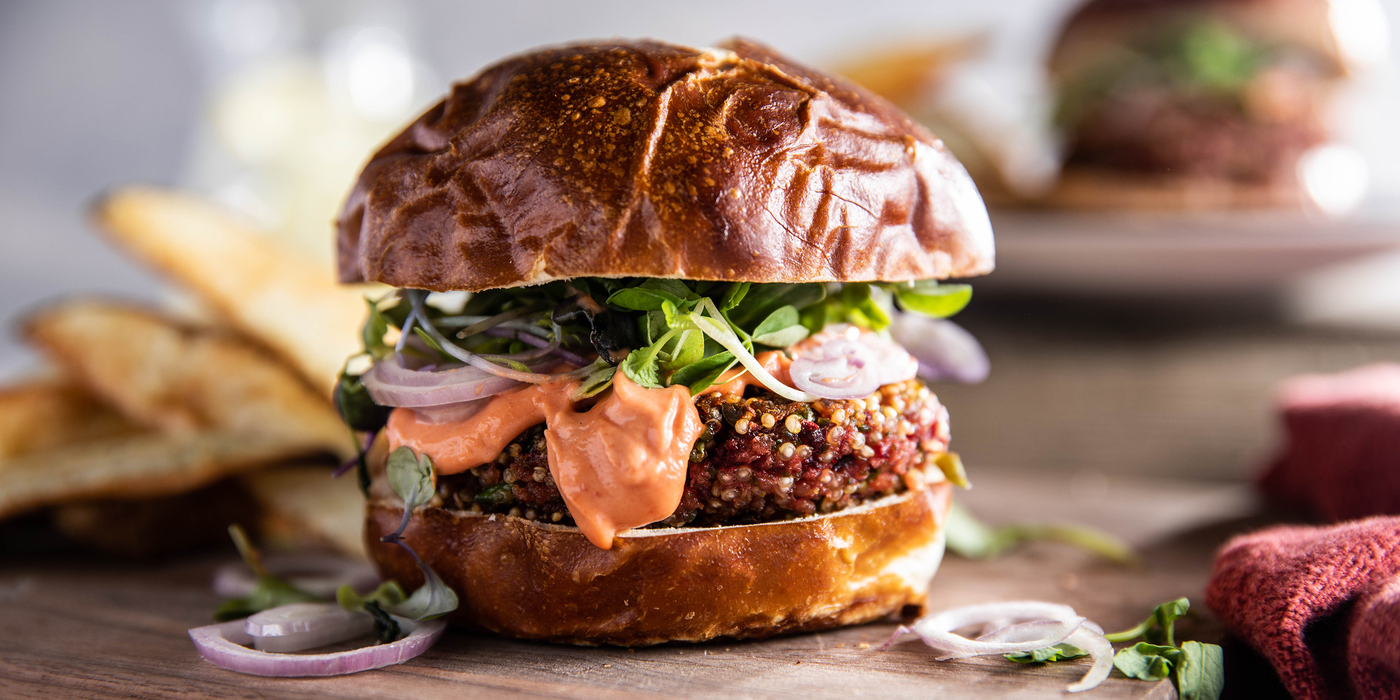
[1046,0,1385,209]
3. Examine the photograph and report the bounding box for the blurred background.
[5,0,1400,485]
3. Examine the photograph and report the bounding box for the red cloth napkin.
[1205,517,1400,700]
[1260,364,1400,521]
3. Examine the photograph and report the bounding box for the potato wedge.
[91,187,370,397]
[24,300,353,459]
[242,465,367,560]
[0,378,140,459]
[0,430,324,520]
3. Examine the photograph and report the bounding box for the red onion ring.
[882,600,1114,693]
[188,616,446,677]
[789,336,882,399]
[245,603,375,653]
[1064,625,1115,693]
[360,358,547,408]
[888,313,989,384]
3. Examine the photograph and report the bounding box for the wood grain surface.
[0,471,1260,699]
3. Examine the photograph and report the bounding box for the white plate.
[979,209,1400,297]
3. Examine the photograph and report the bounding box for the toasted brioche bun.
[365,482,951,646]
[337,38,993,292]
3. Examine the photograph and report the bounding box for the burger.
[1044,0,1376,209]
[333,38,994,646]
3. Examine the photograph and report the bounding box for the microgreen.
[371,446,462,621]
[364,601,402,643]
[346,276,974,428]
[1105,597,1189,646]
[1174,641,1225,700]
[213,525,319,621]
[1005,643,1088,664]
[1106,599,1224,700]
[750,305,809,348]
[334,370,392,434]
[943,501,1138,565]
[387,447,435,513]
[890,280,973,318]
[1115,643,1180,681]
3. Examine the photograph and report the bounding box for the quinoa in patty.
[433,378,950,527]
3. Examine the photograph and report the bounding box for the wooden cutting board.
[0,471,1252,699]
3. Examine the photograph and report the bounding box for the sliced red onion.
[360,358,540,408]
[245,603,375,653]
[411,294,562,385]
[863,336,920,386]
[189,615,446,677]
[413,399,489,424]
[790,337,881,399]
[788,326,918,399]
[937,617,1086,660]
[1064,625,1115,693]
[883,600,1114,693]
[212,555,380,599]
[888,312,989,384]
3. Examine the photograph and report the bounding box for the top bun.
[1050,0,1357,82]
[337,38,994,292]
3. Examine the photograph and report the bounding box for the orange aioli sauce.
[386,372,703,550]
[699,350,795,398]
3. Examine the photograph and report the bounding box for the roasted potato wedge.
[0,430,326,520]
[0,378,139,459]
[92,187,370,396]
[242,465,367,560]
[24,299,353,459]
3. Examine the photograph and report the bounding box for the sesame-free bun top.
[337,38,994,292]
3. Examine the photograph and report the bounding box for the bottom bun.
[1036,167,1306,210]
[365,482,952,646]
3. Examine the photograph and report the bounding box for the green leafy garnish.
[364,601,402,643]
[337,580,407,611]
[1006,642,1088,664]
[1107,598,1224,700]
[1115,643,1179,681]
[943,501,1138,565]
[1177,20,1260,92]
[348,277,972,412]
[474,482,515,506]
[1175,641,1225,700]
[891,280,973,318]
[750,305,810,348]
[620,329,675,388]
[572,363,617,399]
[1105,597,1189,645]
[386,446,435,513]
[391,563,459,620]
[362,296,393,360]
[334,370,392,434]
[213,524,319,621]
[933,452,970,489]
[840,283,891,330]
[372,446,462,621]
[718,282,751,311]
[669,351,738,394]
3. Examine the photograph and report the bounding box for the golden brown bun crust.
[1049,0,1350,81]
[337,38,994,291]
[365,483,951,646]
